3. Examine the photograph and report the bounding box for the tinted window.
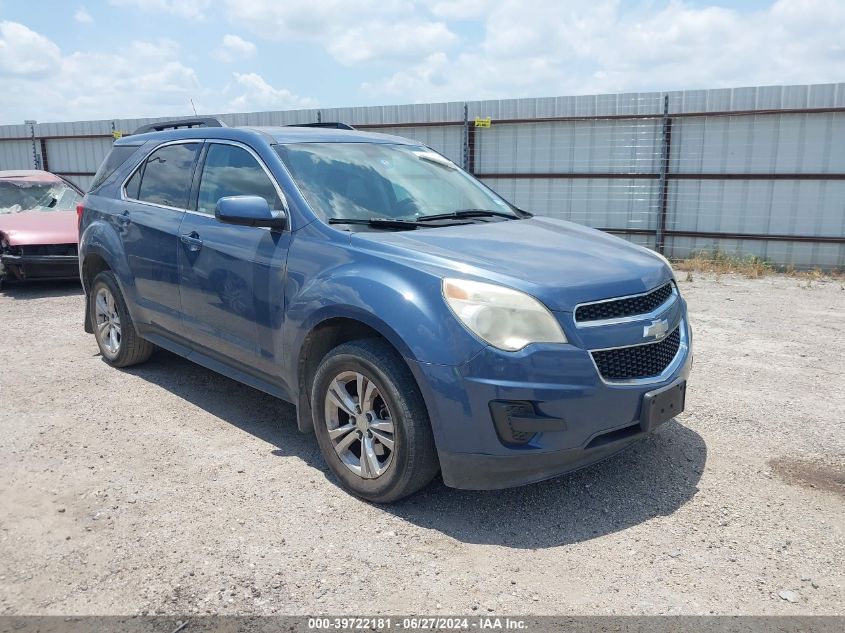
[197,144,282,215]
[90,145,141,191]
[274,143,514,221]
[125,167,142,200]
[137,143,199,209]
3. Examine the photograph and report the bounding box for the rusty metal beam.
[0,133,115,142]
[38,138,49,172]
[466,106,845,126]
[475,172,845,181]
[655,95,673,254]
[1,104,841,143]
[601,228,845,245]
[475,172,658,179]
[671,173,845,181]
[354,121,464,129]
[467,125,477,175]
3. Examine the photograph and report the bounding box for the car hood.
[0,209,77,246]
[352,216,671,312]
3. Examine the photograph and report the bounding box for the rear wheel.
[311,339,439,502]
[90,271,153,367]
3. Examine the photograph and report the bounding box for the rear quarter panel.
[78,194,140,317]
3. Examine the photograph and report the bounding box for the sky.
[0,0,843,125]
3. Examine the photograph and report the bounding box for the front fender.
[287,264,484,368]
[282,250,487,434]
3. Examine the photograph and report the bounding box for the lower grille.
[20,243,78,256]
[591,326,681,381]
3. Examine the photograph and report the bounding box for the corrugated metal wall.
[1,83,843,268]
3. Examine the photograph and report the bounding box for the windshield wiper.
[328,217,418,230]
[416,209,518,222]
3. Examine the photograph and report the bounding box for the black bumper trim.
[1,254,80,281]
[439,429,647,490]
[489,400,568,446]
[510,413,568,433]
[1,255,78,265]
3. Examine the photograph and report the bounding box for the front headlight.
[442,278,567,352]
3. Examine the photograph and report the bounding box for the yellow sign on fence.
[474,116,492,128]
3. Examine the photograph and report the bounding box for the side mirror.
[215,196,287,229]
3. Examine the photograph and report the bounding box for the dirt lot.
[1,273,843,616]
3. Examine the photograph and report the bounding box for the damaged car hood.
[0,210,78,246]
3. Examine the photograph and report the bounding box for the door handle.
[180,231,203,252]
[116,211,131,226]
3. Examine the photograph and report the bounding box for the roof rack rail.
[286,122,355,130]
[131,117,227,135]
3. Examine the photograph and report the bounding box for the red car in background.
[0,170,84,289]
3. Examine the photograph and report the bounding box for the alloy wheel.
[94,286,121,357]
[323,370,395,479]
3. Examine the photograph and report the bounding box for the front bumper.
[0,254,79,281]
[408,319,692,490]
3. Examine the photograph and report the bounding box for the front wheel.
[311,339,439,502]
[89,271,153,368]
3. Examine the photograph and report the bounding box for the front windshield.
[0,180,82,215]
[274,142,517,222]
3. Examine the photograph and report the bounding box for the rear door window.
[136,143,200,209]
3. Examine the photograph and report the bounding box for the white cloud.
[109,0,210,19]
[428,0,496,20]
[0,23,202,123]
[364,0,845,101]
[74,6,94,24]
[227,72,317,111]
[3,1,845,124]
[327,20,457,64]
[212,34,256,63]
[225,0,457,65]
[0,21,62,77]
[0,22,313,123]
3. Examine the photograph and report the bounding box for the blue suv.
[79,117,691,502]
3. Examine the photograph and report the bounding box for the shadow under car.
[125,348,706,548]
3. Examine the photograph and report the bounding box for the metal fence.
[2,83,844,269]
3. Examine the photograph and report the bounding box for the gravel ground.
[0,273,843,616]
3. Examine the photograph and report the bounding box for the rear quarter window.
[90,145,142,191]
[124,167,142,200]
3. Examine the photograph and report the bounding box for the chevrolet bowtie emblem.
[644,319,669,340]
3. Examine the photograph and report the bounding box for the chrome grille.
[575,282,674,324]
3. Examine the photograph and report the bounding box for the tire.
[89,270,153,368]
[311,339,439,502]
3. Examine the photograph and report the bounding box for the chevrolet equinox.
[78,118,692,502]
